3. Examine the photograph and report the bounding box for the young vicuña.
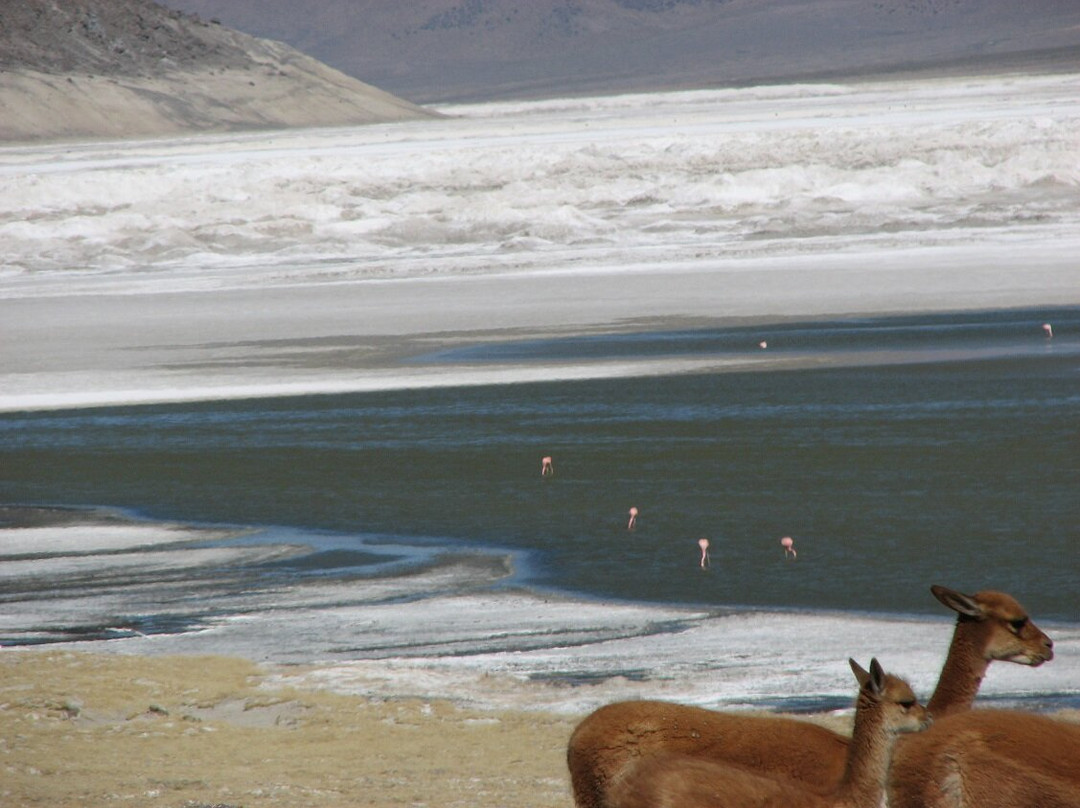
[607,658,931,808]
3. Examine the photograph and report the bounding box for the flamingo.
[698,538,710,569]
[628,507,639,530]
[1043,323,1054,339]
[541,456,554,477]
[759,340,768,350]
[781,535,797,559]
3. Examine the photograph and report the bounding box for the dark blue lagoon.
[3,308,1079,622]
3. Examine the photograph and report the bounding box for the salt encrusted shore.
[4,242,1080,413]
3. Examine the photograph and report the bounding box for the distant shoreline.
[727,45,1080,98]
[425,44,1080,104]
[4,260,1080,414]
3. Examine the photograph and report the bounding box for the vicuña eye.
[899,700,916,711]
[1009,618,1028,633]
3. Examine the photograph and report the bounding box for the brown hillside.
[0,0,435,142]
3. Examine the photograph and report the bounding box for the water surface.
[3,309,1077,622]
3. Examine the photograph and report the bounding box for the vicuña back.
[607,658,931,808]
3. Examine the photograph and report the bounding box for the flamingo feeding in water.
[781,535,797,559]
[541,456,554,477]
[1043,323,1054,339]
[698,538,710,569]
[628,507,639,530]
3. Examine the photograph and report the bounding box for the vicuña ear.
[931,584,984,619]
[850,658,870,688]
[868,658,886,695]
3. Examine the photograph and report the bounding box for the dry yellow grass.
[0,650,576,808]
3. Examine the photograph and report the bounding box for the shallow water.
[3,308,1078,621]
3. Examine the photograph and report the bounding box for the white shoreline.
[1,511,1078,714]
[3,72,1080,412]
[3,241,1079,413]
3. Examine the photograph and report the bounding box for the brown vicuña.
[567,585,1053,808]
[607,658,931,808]
[889,709,1080,808]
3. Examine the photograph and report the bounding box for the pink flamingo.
[698,538,710,569]
[541,456,554,477]
[1043,323,1054,339]
[781,535,797,559]
[759,340,768,350]
[628,507,639,530]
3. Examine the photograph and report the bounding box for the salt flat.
[2,74,1079,411]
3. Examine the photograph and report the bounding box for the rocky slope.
[0,0,435,142]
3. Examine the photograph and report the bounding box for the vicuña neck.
[835,698,896,808]
[926,621,988,718]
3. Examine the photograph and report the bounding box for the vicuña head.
[848,657,931,737]
[927,584,1053,718]
[930,584,1052,666]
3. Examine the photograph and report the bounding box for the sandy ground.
[0,650,579,808]
[4,650,1075,807]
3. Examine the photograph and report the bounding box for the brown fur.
[567,585,1053,808]
[888,710,1080,808]
[607,659,930,808]
[568,701,848,808]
